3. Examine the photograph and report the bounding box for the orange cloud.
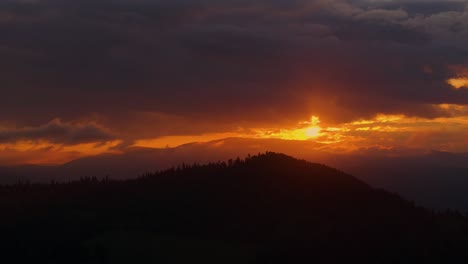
[128,110,468,155]
[0,140,122,165]
[133,133,242,149]
[447,65,468,89]
[447,78,468,89]
[252,116,322,140]
[3,106,468,166]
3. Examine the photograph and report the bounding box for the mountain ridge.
[2,152,468,263]
[2,137,468,211]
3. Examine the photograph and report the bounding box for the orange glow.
[316,111,468,152]
[133,132,242,148]
[447,78,468,89]
[352,114,404,125]
[447,65,468,89]
[0,140,122,165]
[2,108,468,165]
[305,126,321,137]
[133,116,323,150]
[252,116,322,140]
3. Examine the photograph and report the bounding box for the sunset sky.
[1,0,468,165]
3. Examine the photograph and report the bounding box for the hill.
[1,152,468,263]
[2,138,468,211]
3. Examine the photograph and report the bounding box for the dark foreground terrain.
[2,152,468,263]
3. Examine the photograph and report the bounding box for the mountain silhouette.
[2,138,468,212]
[1,152,468,263]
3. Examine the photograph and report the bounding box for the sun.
[301,116,321,138]
[281,115,322,139]
[305,126,321,138]
[251,115,322,140]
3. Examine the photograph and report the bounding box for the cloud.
[447,64,468,89]
[354,8,409,22]
[0,119,114,144]
[0,0,467,136]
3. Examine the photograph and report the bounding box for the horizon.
[3,136,466,167]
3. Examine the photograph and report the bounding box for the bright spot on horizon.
[305,126,321,137]
[253,116,322,140]
[304,116,321,138]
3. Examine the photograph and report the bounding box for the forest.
[2,152,468,263]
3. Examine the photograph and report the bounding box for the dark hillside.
[1,152,468,263]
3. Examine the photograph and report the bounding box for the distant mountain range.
[2,152,468,263]
[1,137,468,211]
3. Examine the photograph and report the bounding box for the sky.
[1,0,468,165]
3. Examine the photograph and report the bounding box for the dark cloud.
[0,119,114,144]
[365,0,467,15]
[0,0,468,136]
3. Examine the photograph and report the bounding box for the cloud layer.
[1,0,468,161]
[0,119,114,144]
